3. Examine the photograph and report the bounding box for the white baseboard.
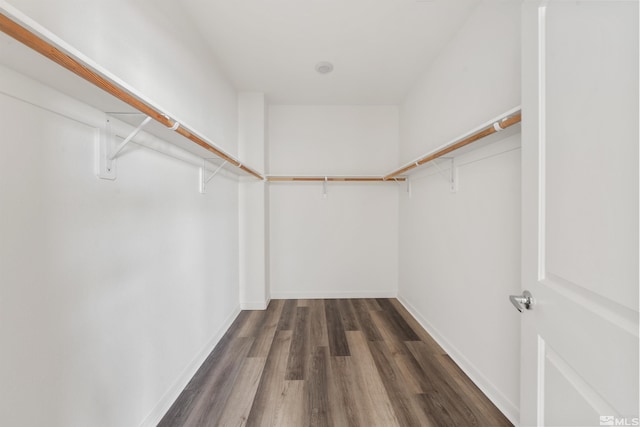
[139,305,242,427]
[270,289,397,300]
[397,295,520,426]
[240,299,270,310]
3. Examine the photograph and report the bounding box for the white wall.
[399,1,521,164]
[269,105,399,175]
[0,2,242,425]
[268,106,399,298]
[397,1,522,423]
[238,93,269,309]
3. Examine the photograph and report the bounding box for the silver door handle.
[509,290,533,312]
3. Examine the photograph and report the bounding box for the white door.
[520,1,639,426]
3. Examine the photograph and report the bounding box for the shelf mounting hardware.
[493,117,509,132]
[430,157,458,193]
[391,176,412,198]
[200,159,228,194]
[323,176,328,198]
[97,116,152,180]
[110,116,152,160]
[97,119,115,180]
[163,114,180,131]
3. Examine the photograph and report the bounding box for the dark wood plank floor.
[159,299,513,427]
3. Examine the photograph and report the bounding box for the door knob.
[509,290,533,312]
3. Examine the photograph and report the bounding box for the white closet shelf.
[268,176,406,182]
[384,107,522,180]
[268,108,521,184]
[0,4,263,180]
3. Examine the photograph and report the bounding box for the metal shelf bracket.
[322,176,328,198]
[200,159,228,194]
[97,116,151,180]
[110,116,152,160]
[431,157,458,193]
[97,119,116,180]
[392,176,413,198]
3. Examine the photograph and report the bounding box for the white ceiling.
[182,0,480,105]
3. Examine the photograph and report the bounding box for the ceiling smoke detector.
[315,61,334,74]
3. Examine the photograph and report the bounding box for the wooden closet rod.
[0,12,264,181]
[384,111,521,180]
[268,176,406,182]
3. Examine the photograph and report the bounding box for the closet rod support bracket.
[431,157,458,193]
[200,159,228,194]
[98,116,152,181]
[109,116,152,161]
[322,176,328,198]
[97,119,117,180]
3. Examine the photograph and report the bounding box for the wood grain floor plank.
[405,341,466,391]
[415,391,471,427]
[376,298,421,341]
[324,299,350,356]
[277,299,297,331]
[307,346,331,427]
[329,355,372,426]
[388,299,446,353]
[185,337,255,427]
[187,309,251,390]
[228,310,253,333]
[248,299,284,358]
[158,311,253,426]
[346,331,401,427]
[308,299,329,349]
[246,330,293,427]
[237,310,266,338]
[436,354,513,426]
[370,309,412,357]
[271,380,305,427]
[368,340,429,427]
[217,357,266,427]
[351,298,384,341]
[337,299,359,331]
[406,341,480,426]
[285,307,309,380]
[363,298,383,311]
[160,336,254,427]
[158,388,198,427]
[393,351,434,394]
